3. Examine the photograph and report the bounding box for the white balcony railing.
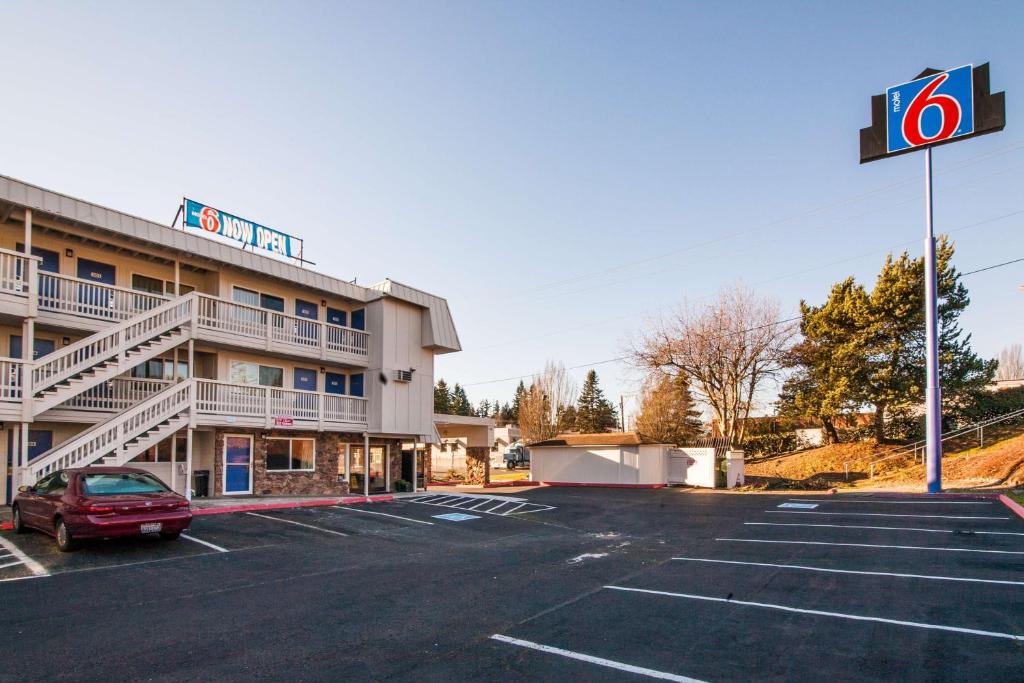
[0,357,25,401]
[195,294,368,358]
[59,377,174,411]
[194,378,368,425]
[0,248,31,296]
[37,271,169,321]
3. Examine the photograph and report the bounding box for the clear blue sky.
[2,1,1021,418]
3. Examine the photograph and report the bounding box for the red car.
[11,467,192,552]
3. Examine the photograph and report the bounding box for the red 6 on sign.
[198,206,221,233]
[901,73,962,147]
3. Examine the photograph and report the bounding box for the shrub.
[742,432,802,457]
[393,479,412,492]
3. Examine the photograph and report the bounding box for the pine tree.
[450,384,474,416]
[511,380,526,421]
[478,399,491,418]
[434,379,452,414]
[635,373,703,444]
[574,370,619,433]
[556,404,578,433]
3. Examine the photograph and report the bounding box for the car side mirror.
[17,485,33,493]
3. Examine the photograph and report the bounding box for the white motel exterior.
[0,175,460,503]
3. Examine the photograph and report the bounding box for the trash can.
[194,470,210,498]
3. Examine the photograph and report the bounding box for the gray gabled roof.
[0,174,460,353]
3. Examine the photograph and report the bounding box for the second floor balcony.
[0,248,370,367]
[0,366,368,431]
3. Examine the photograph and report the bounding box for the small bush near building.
[393,479,412,492]
[743,432,802,457]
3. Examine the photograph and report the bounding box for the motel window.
[266,438,315,472]
[349,373,364,397]
[326,308,347,327]
[350,308,365,331]
[131,434,187,464]
[232,287,260,308]
[132,359,188,380]
[164,281,195,296]
[132,274,165,295]
[229,361,284,387]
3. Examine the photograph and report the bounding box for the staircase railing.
[28,379,194,481]
[36,271,169,321]
[59,377,174,412]
[30,292,196,396]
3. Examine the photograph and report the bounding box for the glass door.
[368,446,386,493]
[223,435,253,495]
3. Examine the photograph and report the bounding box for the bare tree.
[631,284,796,445]
[996,344,1024,381]
[517,361,578,444]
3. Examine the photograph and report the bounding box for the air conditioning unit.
[395,369,414,383]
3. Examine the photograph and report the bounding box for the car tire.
[55,518,75,553]
[160,531,181,541]
[11,504,26,534]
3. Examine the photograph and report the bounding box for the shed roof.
[529,432,668,448]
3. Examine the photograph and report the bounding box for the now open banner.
[184,198,299,258]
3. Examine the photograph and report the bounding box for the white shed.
[528,433,674,488]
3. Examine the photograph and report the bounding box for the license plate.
[140,522,162,534]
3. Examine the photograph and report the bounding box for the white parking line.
[0,560,25,570]
[181,533,229,553]
[247,512,349,537]
[332,506,434,525]
[717,538,1024,555]
[790,498,992,505]
[671,556,1024,587]
[490,634,706,682]
[0,534,47,577]
[746,522,1024,537]
[605,586,1024,642]
[768,510,1009,521]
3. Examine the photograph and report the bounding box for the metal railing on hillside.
[845,407,1024,479]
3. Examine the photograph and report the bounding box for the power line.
[461,255,1023,389]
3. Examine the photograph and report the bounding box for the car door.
[18,472,56,527]
[37,471,70,528]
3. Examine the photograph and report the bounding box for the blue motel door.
[224,435,253,495]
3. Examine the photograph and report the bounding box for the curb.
[427,481,462,487]
[484,480,539,488]
[998,494,1024,520]
[191,495,395,517]
[538,482,666,490]
[0,521,11,531]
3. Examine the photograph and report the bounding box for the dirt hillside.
[745,432,1024,491]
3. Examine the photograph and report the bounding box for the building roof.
[0,174,460,353]
[433,413,495,427]
[529,432,668,448]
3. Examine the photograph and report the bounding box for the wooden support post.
[363,432,370,497]
[185,427,194,501]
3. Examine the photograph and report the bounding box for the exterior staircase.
[29,293,196,416]
[28,379,195,481]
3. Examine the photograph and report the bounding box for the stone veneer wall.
[211,429,402,497]
[464,446,491,485]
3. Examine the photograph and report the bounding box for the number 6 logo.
[902,73,962,147]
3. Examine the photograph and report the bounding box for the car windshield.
[81,473,170,496]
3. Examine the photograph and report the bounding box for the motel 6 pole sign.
[860,64,1005,493]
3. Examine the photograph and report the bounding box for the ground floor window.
[132,434,187,463]
[348,445,386,492]
[266,438,315,472]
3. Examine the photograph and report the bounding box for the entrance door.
[10,336,56,360]
[401,449,425,491]
[368,446,386,493]
[77,258,117,317]
[223,435,253,495]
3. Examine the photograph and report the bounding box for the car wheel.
[160,531,181,541]
[11,504,26,534]
[55,518,75,552]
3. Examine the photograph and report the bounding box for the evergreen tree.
[434,379,452,414]
[511,380,526,421]
[450,383,474,416]
[574,370,619,432]
[499,402,514,423]
[478,399,491,418]
[635,373,703,445]
[556,404,578,433]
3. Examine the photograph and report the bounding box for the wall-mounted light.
[65,248,74,258]
[62,337,71,345]
[319,367,326,374]
[320,299,327,307]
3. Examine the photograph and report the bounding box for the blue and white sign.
[886,65,974,154]
[183,199,300,258]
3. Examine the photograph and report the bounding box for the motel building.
[0,175,460,504]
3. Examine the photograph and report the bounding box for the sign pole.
[924,146,942,493]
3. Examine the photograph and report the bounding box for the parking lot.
[2,489,1022,681]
